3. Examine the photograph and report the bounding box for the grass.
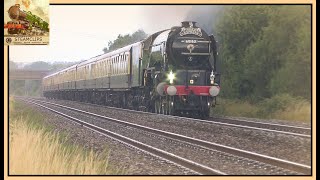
[212,94,311,122]
[9,98,122,175]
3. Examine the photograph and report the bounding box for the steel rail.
[25,99,226,175]
[23,98,311,175]
[29,96,310,138]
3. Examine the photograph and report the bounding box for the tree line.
[214,5,311,102]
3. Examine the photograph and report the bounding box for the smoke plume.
[22,0,31,9]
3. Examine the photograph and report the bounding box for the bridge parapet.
[9,70,50,80]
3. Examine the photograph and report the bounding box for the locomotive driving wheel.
[162,96,174,115]
[160,97,166,114]
[154,97,162,114]
[167,96,175,115]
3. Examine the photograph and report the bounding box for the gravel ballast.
[41,98,311,166]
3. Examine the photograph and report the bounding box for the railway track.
[31,97,311,138]
[20,97,311,175]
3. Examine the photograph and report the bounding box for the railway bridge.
[9,70,50,96]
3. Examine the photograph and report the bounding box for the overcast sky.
[9,5,193,63]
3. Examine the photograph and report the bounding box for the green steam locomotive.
[5,4,49,35]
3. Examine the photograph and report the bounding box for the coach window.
[107,59,110,76]
[107,58,111,76]
[111,58,113,75]
[77,68,80,80]
[92,64,95,78]
[119,56,121,75]
[100,61,102,77]
[122,56,124,75]
[85,66,87,80]
[106,60,108,76]
[124,55,126,74]
[102,61,104,77]
[83,67,85,80]
[120,55,122,75]
[101,61,104,77]
[100,61,103,77]
[115,57,117,75]
[105,60,108,76]
[112,58,114,76]
[103,60,108,76]
[98,62,101,77]
[120,56,122,74]
[124,55,127,74]
[116,56,119,75]
[119,55,122,74]
[96,63,98,78]
[81,67,84,80]
[120,55,122,74]
[114,58,117,75]
[126,54,129,74]
[95,63,98,78]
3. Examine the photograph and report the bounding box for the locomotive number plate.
[185,40,197,43]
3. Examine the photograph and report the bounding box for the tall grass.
[212,94,311,122]
[9,98,121,175]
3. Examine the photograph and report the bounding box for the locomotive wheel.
[199,110,210,119]
[161,97,165,114]
[167,96,175,115]
[154,98,162,114]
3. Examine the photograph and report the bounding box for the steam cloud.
[184,5,225,35]
[22,0,31,9]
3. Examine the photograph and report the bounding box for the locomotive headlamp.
[168,70,175,84]
[210,71,215,84]
[210,70,215,81]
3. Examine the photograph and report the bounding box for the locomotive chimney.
[181,21,197,28]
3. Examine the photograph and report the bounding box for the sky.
[9,5,193,63]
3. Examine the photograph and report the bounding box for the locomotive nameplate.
[4,1,49,45]
[179,22,202,37]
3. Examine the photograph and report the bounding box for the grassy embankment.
[212,94,311,122]
[9,97,122,175]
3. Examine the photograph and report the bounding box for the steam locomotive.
[4,4,49,35]
[43,21,220,118]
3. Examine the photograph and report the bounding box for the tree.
[9,61,18,70]
[23,61,51,71]
[216,6,273,99]
[102,29,148,53]
[215,5,311,101]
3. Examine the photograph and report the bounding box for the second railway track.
[30,96,311,138]
[20,97,311,175]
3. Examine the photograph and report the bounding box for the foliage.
[212,94,310,121]
[187,5,314,120]
[9,61,18,70]
[9,61,80,96]
[215,5,311,101]
[23,61,52,71]
[102,29,147,53]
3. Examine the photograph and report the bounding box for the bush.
[212,94,311,122]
